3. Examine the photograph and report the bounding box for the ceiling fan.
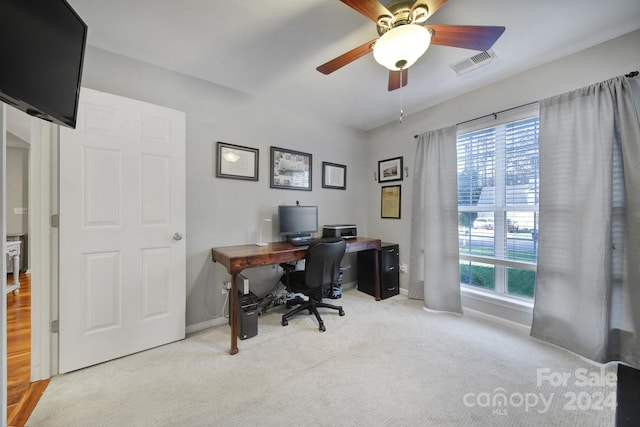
[317,0,505,91]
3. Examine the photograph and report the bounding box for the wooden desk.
[211,237,382,355]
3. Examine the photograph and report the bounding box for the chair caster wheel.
[338,308,345,316]
[281,319,288,326]
[319,323,326,332]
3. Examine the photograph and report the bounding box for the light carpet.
[28,289,617,426]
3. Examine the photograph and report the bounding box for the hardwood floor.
[6,273,49,427]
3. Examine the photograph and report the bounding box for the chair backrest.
[303,237,346,291]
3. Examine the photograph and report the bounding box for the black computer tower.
[357,242,399,300]
[237,291,258,340]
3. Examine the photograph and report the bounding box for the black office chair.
[280,237,346,332]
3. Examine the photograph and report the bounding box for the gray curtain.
[408,126,462,313]
[531,76,640,367]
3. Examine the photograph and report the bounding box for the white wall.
[366,29,640,297]
[80,46,370,328]
[5,143,28,236]
[72,29,640,329]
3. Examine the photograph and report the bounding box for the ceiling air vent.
[450,49,497,76]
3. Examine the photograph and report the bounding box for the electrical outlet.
[221,281,231,294]
[399,263,408,273]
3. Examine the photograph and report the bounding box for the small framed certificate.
[322,162,346,190]
[216,141,259,181]
[381,185,401,219]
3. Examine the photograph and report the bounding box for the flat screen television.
[278,205,318,239]
[0,0,88,128]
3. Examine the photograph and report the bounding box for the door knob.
[173,232,183,241]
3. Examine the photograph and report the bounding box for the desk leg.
[374,248,381,301]
[229,273,239,355]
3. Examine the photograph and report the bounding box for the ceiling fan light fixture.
[373,24,431,71]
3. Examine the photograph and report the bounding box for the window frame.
[456,103,540,301]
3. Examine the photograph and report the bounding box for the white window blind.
[457,128,495,208]
[456,103,539,298]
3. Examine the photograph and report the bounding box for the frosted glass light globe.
[373,25,432,71]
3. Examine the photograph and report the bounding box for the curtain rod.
[413,101,538,138]
[414,69,639,138]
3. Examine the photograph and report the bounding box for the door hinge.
[51,319,59,333]
[51,214,59,228]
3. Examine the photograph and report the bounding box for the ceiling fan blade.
[411,0,448,21]
[427,25,506,51]
[340,0,392,23]
[388,69,408,91]
[316,39,377,75]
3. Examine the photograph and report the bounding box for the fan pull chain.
[399,69,404,123]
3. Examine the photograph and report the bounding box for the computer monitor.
[278,205,318,239]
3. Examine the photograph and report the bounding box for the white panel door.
[59,88,185,373]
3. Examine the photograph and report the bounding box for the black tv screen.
[278,205,318,236]
[0,0,87,128]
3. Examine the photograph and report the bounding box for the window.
[457,105,539,299]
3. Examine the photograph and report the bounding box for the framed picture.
[381,185,401,219]
[378,156,403,183]
[216,141,259,181]
[322,161,346,190]
[270,146,312,191]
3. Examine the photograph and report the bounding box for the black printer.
[322,224,357,239]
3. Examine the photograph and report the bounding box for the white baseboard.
[397,286,531,333]
[186,316,228,335]
[462,290,532,325]
[342,280,356,290]
[463,307,531,335]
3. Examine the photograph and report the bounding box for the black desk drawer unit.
[357,242,399,300]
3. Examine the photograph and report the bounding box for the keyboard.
[288,237,316,246]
